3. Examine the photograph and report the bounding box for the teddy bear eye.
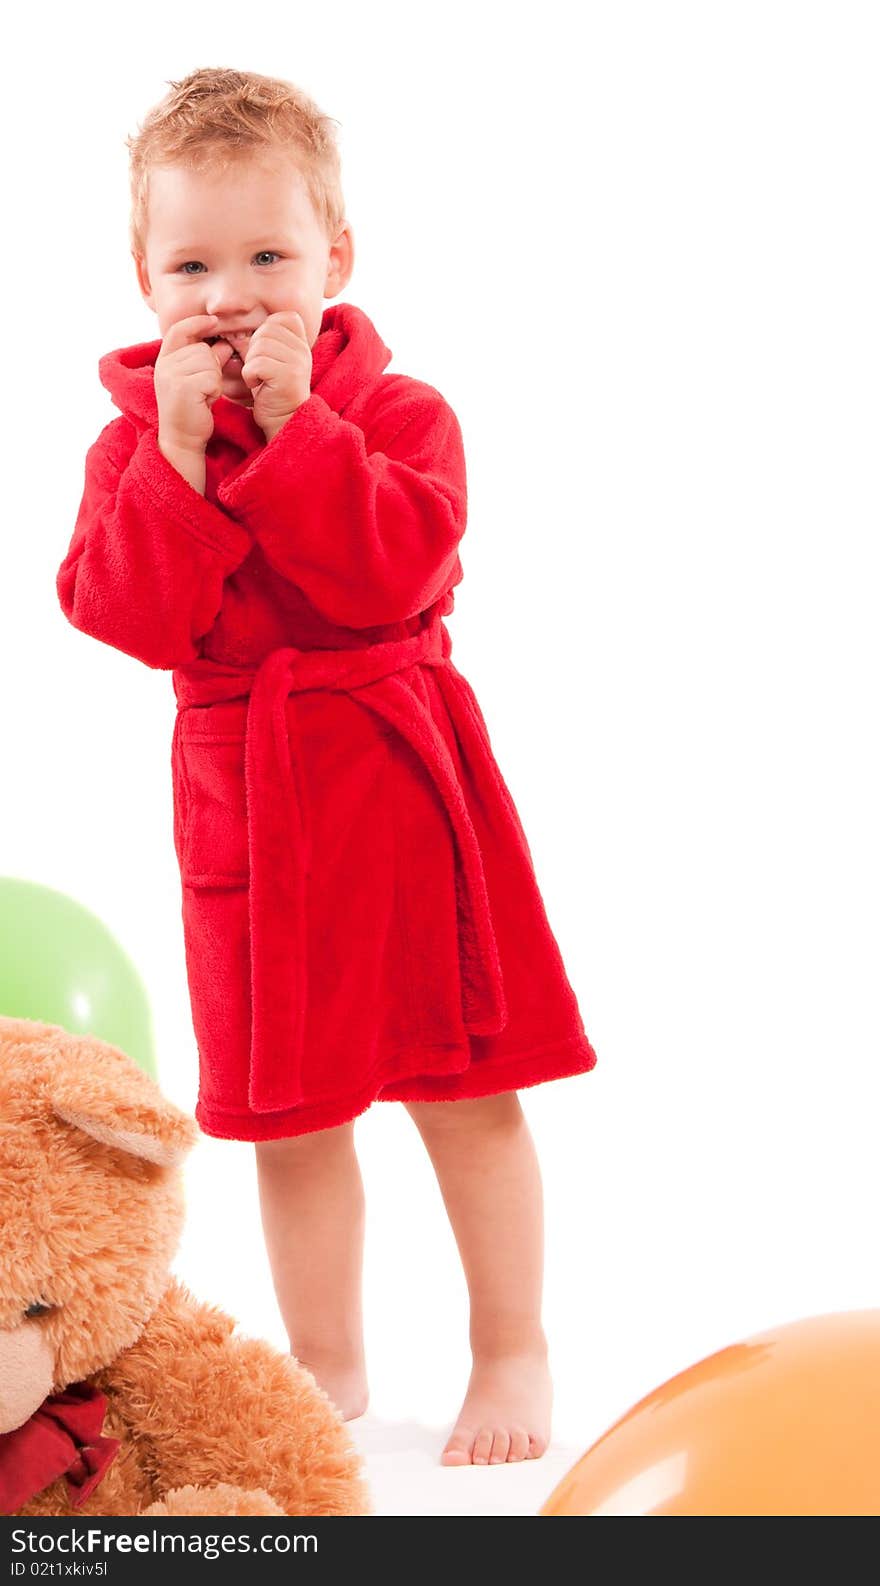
[24,1301,52,1319]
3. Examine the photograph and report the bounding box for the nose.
[203,275,259,321]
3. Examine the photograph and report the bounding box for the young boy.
[58,67,598,1467]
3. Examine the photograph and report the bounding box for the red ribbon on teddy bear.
[0,1381,120,1513]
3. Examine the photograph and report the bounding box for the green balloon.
[0,877,157,1080]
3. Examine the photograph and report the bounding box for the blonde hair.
[125,66,346,256]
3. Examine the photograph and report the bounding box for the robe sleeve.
[57,418,254,669]
[216,380,467,629]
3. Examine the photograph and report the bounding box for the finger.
[256,311,308,340]
[211,339,238,370]
[239,353,293,387]
[247,330,299,357]
[239,356,269,389]
[159,314,220,353]
[242,343,308,377]
[163,339,232,367]
[265,309,306,327]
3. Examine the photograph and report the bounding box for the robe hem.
[193,1030,599,1142]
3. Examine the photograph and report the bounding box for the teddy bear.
[0,1015,370,1517]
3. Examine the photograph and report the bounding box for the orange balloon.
[541,1311,880,1516]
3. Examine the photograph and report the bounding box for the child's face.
[133,155,353,406]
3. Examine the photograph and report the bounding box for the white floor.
[347,1416,581,1516]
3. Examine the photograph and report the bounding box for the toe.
[507,1425,530,1462]
[489,1429,511,1464]
[472,1426,494,1465]
[441,1427,475,1466]
[527,1433,549,1460]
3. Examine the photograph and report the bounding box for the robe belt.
[173,609,507,1113]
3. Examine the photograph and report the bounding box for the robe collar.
[97,300,394,448]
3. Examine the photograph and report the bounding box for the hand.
[239,311,313,442]
[155,313,234,454]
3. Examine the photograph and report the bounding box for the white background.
[2,0,878,1515]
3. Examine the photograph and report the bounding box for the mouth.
[205,331,251,370]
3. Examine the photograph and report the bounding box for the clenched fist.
[236,311,313,443]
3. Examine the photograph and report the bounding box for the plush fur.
[0,1016,370,1517]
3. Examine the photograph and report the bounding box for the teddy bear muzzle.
[0,1319,55,1434]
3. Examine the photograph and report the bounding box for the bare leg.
[404,1091,552,1465]
[255,1122,368,1419]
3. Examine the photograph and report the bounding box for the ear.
[43,1027,199,1169]
[132,250,155,311]
[326,222,354,297]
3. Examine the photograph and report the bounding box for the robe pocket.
[176,729,250,888]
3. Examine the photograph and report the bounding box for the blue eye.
[177,252,281,274]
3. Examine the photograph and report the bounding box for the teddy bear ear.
[42,1027,199,1168]
[53,1101,198,1168]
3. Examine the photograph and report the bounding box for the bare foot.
[293,1354,369,1422]
[441,1346,552,1465]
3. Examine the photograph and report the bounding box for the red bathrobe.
[57,302,598,1140]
